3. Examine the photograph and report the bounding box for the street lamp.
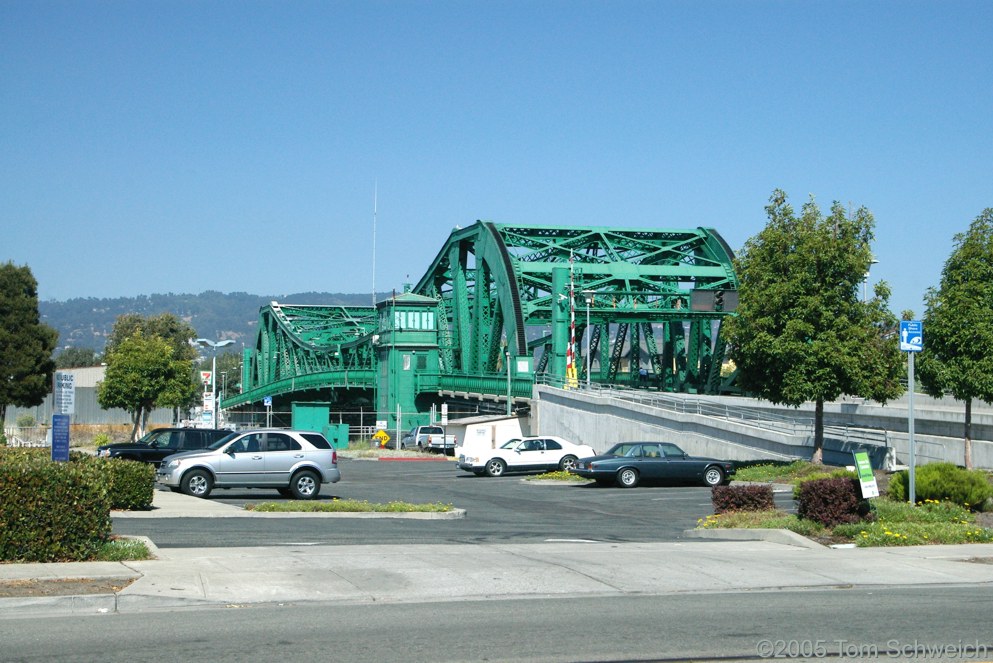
[582,290,594,388]
[863,257,879,302]
[195,338,235,428]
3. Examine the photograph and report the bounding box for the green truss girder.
[414,221,737,392]
[223,303,379,408]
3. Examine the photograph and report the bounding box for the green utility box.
[323,423,349,450]
[292,402,330,434]
[291,402,349,449]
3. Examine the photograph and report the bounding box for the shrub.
[0,451,112,562]
[92,432,113,447]
[711,484,775,513]
[796,477,871,527]
[74,454,155,510]
[887,462,993,510]
[15,413,37,428]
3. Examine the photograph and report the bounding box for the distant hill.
[40,291,378,352]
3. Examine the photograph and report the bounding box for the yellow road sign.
[372,430,390,443]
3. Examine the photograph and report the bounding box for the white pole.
[372,181,378,308]
[211,351,218,429]
[506,351,512,417]
[585,294,592,388]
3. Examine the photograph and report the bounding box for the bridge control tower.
[376,289,442,428]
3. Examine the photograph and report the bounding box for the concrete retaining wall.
[532,386,993,469]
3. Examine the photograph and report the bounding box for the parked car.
[398,425,457,452]
[570,441,735,488]
[156,429,341,499]
[457,435,596,477]
[96,427,232,467]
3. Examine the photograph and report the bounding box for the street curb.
[116,508,467,519]
[376,456,450,462]
[0,593,120,617]
[682,528,826,549]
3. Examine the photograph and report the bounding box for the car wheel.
[703,466,726,487]
[181,469,213,498]
[616,467,639,488]
[290,470,321,500]
[484,458,506,477]
[558,455,578,471]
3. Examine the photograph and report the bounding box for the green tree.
[55,346,101,368]
[726,190,904,463]
[98,332,192,440]
[105,312,198,362]
[917,209,993,469]
[0,263,58,424]
[105,312,200,418]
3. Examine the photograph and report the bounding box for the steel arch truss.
[415,221,737,393]
[228,303,378,406]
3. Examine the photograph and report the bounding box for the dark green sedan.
[570,441,735,488]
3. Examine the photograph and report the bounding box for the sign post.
[852,451,879,498]
[51,413,70,462]
[899,320,923,504]
[54,371,75,415]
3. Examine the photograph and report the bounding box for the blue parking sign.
[51,414,70,462]
[900,320,923,352]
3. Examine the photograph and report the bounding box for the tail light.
[332,450,338,464]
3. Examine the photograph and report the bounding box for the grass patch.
[93,537,151,561]
[247,499,454,513]
[527,470,589,482]
[733,460,837,484]
[697,509,827,538]
[697,498,993,547]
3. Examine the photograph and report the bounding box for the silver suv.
[156,430,341,499]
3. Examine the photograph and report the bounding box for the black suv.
[97,428,233,467]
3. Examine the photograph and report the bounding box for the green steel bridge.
[222,221,738,428]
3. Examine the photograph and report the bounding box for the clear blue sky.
[2,1,991,317]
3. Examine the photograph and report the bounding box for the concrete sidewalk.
[2,489,993,617]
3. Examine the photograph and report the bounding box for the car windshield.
[206,432,240,450]
[138,430,167,448]
[500,438,522,449]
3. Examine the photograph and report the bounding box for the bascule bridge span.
[222,221,738,429]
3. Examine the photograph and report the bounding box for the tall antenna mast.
[372,180,378,308]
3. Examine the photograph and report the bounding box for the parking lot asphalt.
[3,470,993,618]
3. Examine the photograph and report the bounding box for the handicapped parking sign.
[899,320,923,352]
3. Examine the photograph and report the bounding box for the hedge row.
[0,449,155,562]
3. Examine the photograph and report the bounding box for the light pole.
[195,338,234,429]
[506,351,512,417]
[582,290,594,388]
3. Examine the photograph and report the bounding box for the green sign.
[853,451,879,498]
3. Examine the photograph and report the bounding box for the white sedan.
[457,436,596,477]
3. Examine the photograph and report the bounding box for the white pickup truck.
[400,425,457,453]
